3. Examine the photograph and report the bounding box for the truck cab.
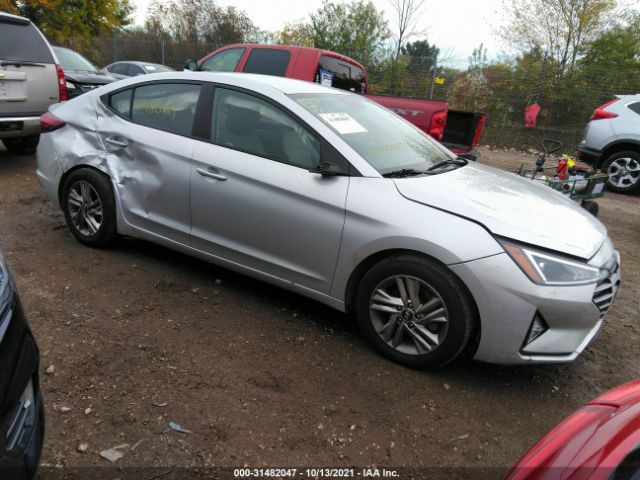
[186,44,485,155]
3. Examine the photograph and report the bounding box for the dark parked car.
[0,249,43,480]
[104,61,174,79]
[52,46,115,99]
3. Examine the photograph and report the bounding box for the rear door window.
[316,55,366,93]
[109,63,129,75]
[110,89,133,117]
[0,20,53,63]
[130,83,202,136]
[200,48,245,72]
[242,49,291,77]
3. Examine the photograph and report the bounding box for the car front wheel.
[602,151,640,194]
[355,255,476,369]
[61,169,117,247]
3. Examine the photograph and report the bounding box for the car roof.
[0,11,31,25]
[105,71,347,96]
[112,61,166,67]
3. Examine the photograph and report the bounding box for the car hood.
[65,71,116,85]
[394,162,607,259]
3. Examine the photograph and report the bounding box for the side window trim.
[102,80,204,139]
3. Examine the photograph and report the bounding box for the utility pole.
[429,56,438,99]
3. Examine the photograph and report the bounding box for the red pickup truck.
[185,44,485,156]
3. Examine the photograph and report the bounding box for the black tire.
[2,134,40,154]
[354,254,476,369]
[601,151,640,194]
[581,200,599,217]
[61,168,117,248]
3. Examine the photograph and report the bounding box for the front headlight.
[499,239,607,286]
[65,81,76,90]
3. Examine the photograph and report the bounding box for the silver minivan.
[0,11,64,154]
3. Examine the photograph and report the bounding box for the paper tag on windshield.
[319,112,367,134]
[145,65,156,71]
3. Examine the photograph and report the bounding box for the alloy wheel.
[67,180,103,236]
[607,157,640,189]
[369,275,449,356]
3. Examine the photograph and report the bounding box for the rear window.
[316,55,366,93]
[0,21,53,63]
[243,49,291,77]
[628,102,640,115]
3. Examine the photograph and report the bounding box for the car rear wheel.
[602,151,640,194]
[61,169,117,248]
[355,254,476,369]
[2,135,40,155]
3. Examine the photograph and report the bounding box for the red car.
[505,380,640,480]
[185,44,485,157]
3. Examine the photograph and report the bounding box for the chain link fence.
[55,35,640,153]
[368,57,640,154]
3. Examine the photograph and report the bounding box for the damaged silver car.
[36,72,620,368]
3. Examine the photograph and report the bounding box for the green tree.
[582,14,640,68]
[401,39,439,72]
[308,0,390,67]
[6,0,133,41]
[497,0,617,74]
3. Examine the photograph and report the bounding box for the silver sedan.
[36,72,620,368]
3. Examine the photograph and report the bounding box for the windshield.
[53,47,97,73]
[291,93,454,174]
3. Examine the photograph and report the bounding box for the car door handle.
[196,168,227,181]
[104,137,128,148]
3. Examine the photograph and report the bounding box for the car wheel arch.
[58,164,113,207]
[344,248,482,358]
[601,140,640,164]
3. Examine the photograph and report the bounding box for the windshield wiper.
[426,157,468,172]
[382,168,428,178]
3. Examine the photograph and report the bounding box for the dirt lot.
[0,145,638,478]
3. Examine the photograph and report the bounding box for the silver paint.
[37,72,620,365]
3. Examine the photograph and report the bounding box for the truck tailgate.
[365,93,447,137]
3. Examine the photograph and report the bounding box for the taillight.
[591,99,618,120]
[55,64,67,102]
[40,111,66,132]
[429,110,447,141]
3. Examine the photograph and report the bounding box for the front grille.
[593,260,620,316]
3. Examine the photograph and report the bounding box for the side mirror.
[309,162,346,176]
[184,59,198,71]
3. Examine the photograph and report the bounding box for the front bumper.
[450,250,620,365]
[0,116,41,139]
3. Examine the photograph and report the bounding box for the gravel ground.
[0,145,638,479]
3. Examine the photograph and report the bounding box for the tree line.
[3,0,639,147]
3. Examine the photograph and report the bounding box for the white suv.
[0,11,65,154]
[577,94,640,194]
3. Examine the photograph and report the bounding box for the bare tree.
[388,0,427,59]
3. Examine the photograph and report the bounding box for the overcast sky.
[129,0,505,61]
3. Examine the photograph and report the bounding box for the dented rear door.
[96,82,203,245]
